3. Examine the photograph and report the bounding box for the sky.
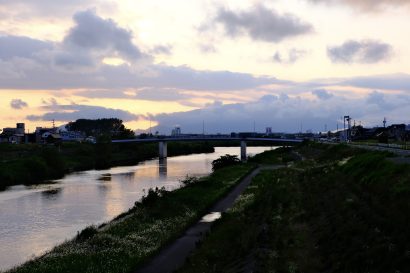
[0,0,410,134]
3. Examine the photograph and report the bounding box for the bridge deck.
[112,137,303,143]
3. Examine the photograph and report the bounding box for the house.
[387,124,406,141]
[0,123,26,144]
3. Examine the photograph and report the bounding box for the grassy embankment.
[0,141,214,189]
[179,143,410,273]
[6,164,255,273]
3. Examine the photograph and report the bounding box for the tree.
[212,154,241,171]
[66,118,134,139]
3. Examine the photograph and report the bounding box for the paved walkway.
[135,165,283,273]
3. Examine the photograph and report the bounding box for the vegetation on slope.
[179,143,410,273]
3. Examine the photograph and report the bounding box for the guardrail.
[350,142,410,150]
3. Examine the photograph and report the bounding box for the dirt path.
[134,165,284,273]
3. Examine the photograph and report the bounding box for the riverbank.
[0,141,214,190]
[178,142,410,272]
[6,164,255,273]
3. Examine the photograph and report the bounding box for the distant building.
[0,123,25,144]
[35,127,62,144]
[16,123,25,135]
[388,124,406,141]
[171,126,181,136]
[59,130,86,142]
[266,127,272,135]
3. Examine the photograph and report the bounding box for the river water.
[0,146,273,271]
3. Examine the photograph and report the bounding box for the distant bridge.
[112,137,303,161]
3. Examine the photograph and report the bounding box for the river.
[0,146,274,271]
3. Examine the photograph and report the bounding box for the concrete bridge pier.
[159,141,167,159]
[241,141,247,162]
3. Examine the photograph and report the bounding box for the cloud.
[214,5,313,43]
[150,45,172,55]
[144,65,279,91]
[10,99,28,109]
[0,9,281,92]
[0,36,53,61]
[63,9,142,61]
[0,0,114,19]
[199,44,217,53]
[77,88,189,101]
[273,49,307,64]
[52,51,97,70]
[27,104,139,122]
[135,88,188,101]
[307,0,410,10]
[149,91,410,134]
[312,89,334,100]
[342,73,410,91]
[327,40,392,64]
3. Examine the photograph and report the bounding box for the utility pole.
[202,120,205,135]
[344,115,351,142]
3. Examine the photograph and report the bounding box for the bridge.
[112,137,303,162]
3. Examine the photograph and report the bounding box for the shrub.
[138,187,167,207]
[76,226,98,241]
[212,154,241,171]
[180,175,199,186]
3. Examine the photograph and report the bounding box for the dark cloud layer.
[27,104,138,122]
[135,89,188,101]
[150,95,343,133]
[150,91,410,134]
[327,40,392,64]
[0,36,53,60]
[215,5,313,43]
[342,74,410,91]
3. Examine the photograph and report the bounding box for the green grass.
[178,168,320,273]
[7,164,255,273]
[248,146,298,164]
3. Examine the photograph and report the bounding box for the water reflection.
[41,188,62,200]
[98,174,112,181]
[113,172,136,181]
[0,147,274,271]
[158,158,168,178]
[200,212,222,223]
